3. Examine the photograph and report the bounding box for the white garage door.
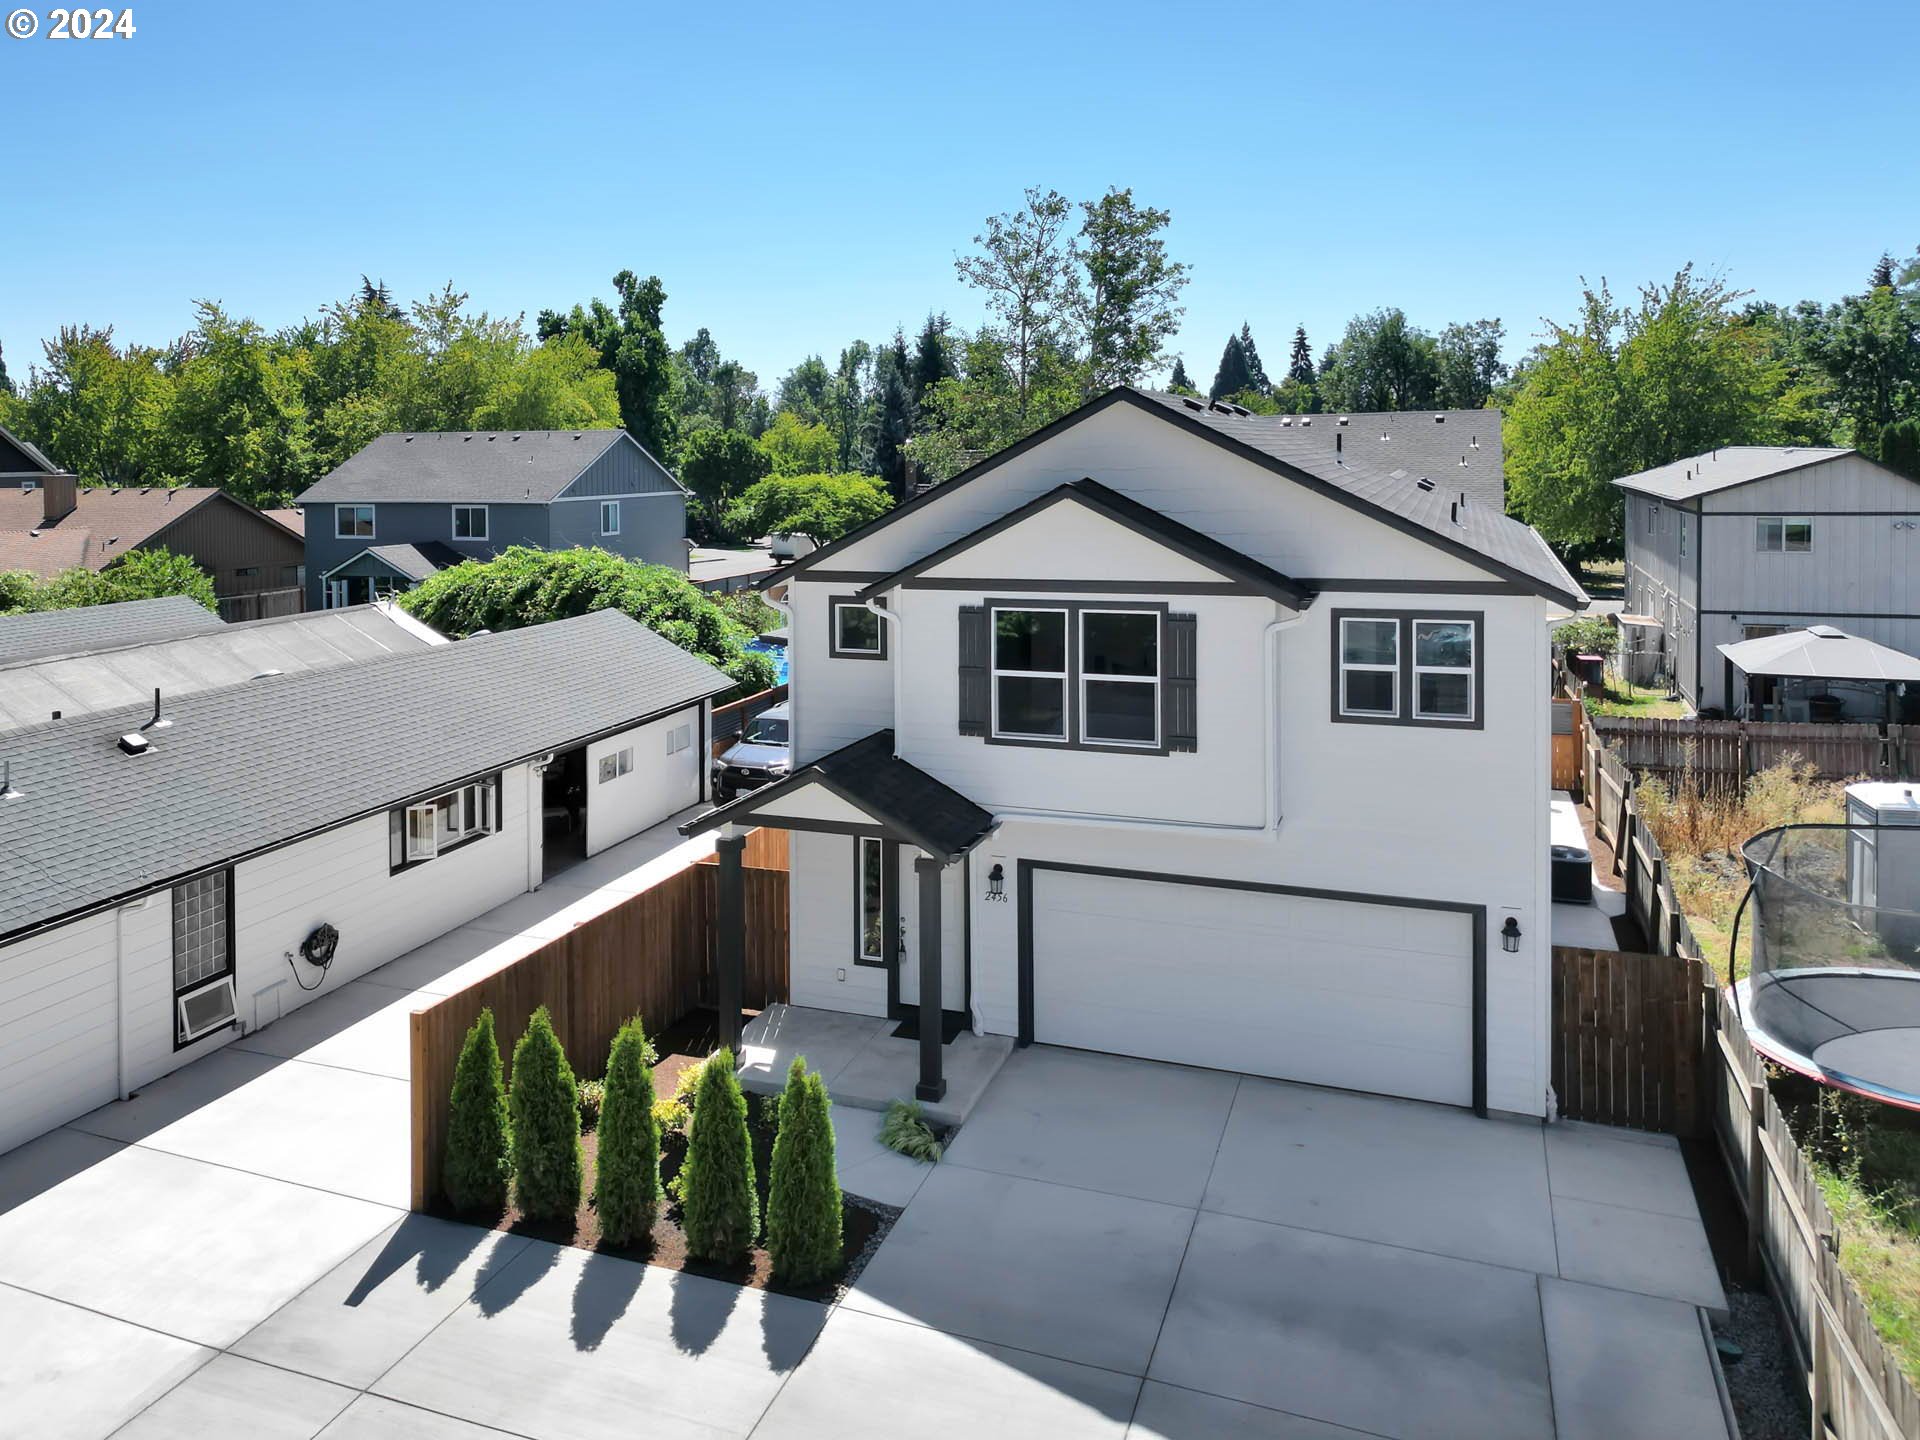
[1030,869,1476,1107]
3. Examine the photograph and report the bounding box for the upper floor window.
[1334,611,1481,728]
[452,504,488,540]
[1081,610,1159,747]
[1756,516,1812,552]
[336,504,375,539]
[1679,516,1688,559]
[390,775,501,871]
[600,500,621,536]
[830,599,886,659]
[992,607,1068,741]
[1645,500,1661,533]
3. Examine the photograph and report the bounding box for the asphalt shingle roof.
[683,729,994,861]
[0,609,734,940]
[0,596,225,666]
[0,486,226,578]
[297,430,633,504]
[329,542,465,582]
[1611,446,1858,501]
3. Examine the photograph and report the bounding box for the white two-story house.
[688,388,1584,1119]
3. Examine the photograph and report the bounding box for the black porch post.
[716,830,745,1054]
[914,854,946,1103]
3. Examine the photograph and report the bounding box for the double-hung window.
[856,836,886,965]
[991,607,1068,741]
[392,775,501,871]
[173,870,236,1047]
[1080,610,1159,746]
[1338,617,1400,718]
[336,504,375,539]
[452,504,488,540]
[1756,516,1812,552]
[1335,611,1480,727]
[600,500,620,536]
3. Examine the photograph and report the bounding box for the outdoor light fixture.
[986,863,1007,902]
[1501,917,1522,953]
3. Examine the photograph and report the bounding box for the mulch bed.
[427,1051,899,1303]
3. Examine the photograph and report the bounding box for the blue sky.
[5,0,1917,393]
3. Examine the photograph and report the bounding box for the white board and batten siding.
[585,705,703,857]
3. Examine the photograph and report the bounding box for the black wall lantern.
[1500,917,1522,953]
[985,863,1007,903]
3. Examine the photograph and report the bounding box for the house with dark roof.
[684,385,1582,1115]
[0,475,307,620]
[295,429,688,611]
[1615,445,1920,713]
[0,609,731,1155]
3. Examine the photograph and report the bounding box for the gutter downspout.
[990,606,1310,840]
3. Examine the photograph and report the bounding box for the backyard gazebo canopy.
[1716,626,1920,683]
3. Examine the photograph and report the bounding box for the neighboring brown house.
[0,474,307,620]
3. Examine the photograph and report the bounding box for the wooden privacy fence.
[1551,696,1585,792]
[408,852,788,1210]
[710,683,788,757]
[1577,721,1712,965]
[1550,946,1711,1135]
[1592,715,1920,789]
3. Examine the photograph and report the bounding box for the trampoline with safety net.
[1732,785,1920,1110]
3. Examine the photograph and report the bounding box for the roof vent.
[1809,624,1845,638]
[251,668,284,680]
[141,687,170,731]
[1450,500,1459,524]
[1470,435,1480,449]
[1180,397,1204,411]
[1300,417,1311,426]
[0,760,19,800]
[1279,416,1292,427]
[1338,416,1350,426]
[404,436,413,443]
[118,732,150,756]
[1434,414,1445,423]
[1416,477,1436,492]
[487,436,496,442]
[1460,456,1469,466]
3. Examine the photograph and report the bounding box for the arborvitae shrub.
[766,1058,842,1285]
[508,1005,583,1222]
[678,1048,758,1263]
[593,1018,661,1246]
[443,1008,510,1213]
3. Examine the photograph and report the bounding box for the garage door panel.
[1031,870,1473,1107]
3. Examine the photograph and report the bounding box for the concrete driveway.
[0,867,1733,1440]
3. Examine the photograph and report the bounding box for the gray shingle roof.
[1225,407,1505,508]
[323,541,465,582]
[682,729,994,861]
[1612,446,1858,501]
[0,596,225,666]
[0,605,438,733]
[0,609,734,940]
[296,430,631,504]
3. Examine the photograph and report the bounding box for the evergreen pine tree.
[0,340,13,397]
[1288,325,1316,386]
[1871,252,1897,289]
[593,1018,661,1246]
[1209,333,1252,401]
[911,312,957,406]
[443,1008,510,1214]
[765,1058,842,1285]
[508,1006,583,1222]
[1238,323,1270,392]
[1880,417,1920,479]
[1168,358,1197,395]
[679,1049,759,1264]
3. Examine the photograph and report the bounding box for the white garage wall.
[585,706,701,857]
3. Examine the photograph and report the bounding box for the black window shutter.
[1164,612,1198,752]
[958,604,989,736]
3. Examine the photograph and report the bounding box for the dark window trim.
[451,503,489,541]
[388,772,505,876]
[854,834,888,967]
[172,866,236,1052]
[1329,608,1485,731]
[985,597,1172,755]
[335,503,376,539]
[1014,858,1488,1117]
[828,595,888,660]
[1754,514,1814,553]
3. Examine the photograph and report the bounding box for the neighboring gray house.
[296,429,688,609]
[1617,445,1920,713]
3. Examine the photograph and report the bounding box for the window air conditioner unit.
[177,976,238,1044]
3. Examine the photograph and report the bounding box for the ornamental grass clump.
[443,1008,510,1214]
[766,1058,842,1285]
[593,1018,662,1247]
[879,1098,942,1162]
[679,1049,758,1264]
[509,1006,583,1222]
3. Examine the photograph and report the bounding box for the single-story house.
[0,609,732,1155]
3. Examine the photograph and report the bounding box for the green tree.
[592,1019,661,1246]
[867,335,915,491]
[472,333,620,431]
[397,546,776,697]
[443,1008,510,1214]
[1,547,216,615]
[678,426,773,529]
[1069,188,1190,392]
[1209,332,1253,400]
[4,326,182,486]
[765,1058,842,1286]
[0,339,13,396]
[1882,417,1920,479]
[1316,308,1441,412]
[1238,323,1269,392]
[1273,375,1316,412]
[757,410,839,476]
[1287,325,1316,387]
[725,472,892,542]
[774,356,834,428]
[1811,268,1920,457]
[679,1049,758,1264]
[911,313,958,406]
[538,270,677,461]
[955,187,1077,420]
[1434,319,1508,410]
[828,342,874,472]
[508,1006,582,1222]
[910,333,1083,482]
[1167,358,1198,395]
[167,301,319,509]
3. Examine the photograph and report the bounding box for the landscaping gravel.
[1715,1286,1806,1440]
